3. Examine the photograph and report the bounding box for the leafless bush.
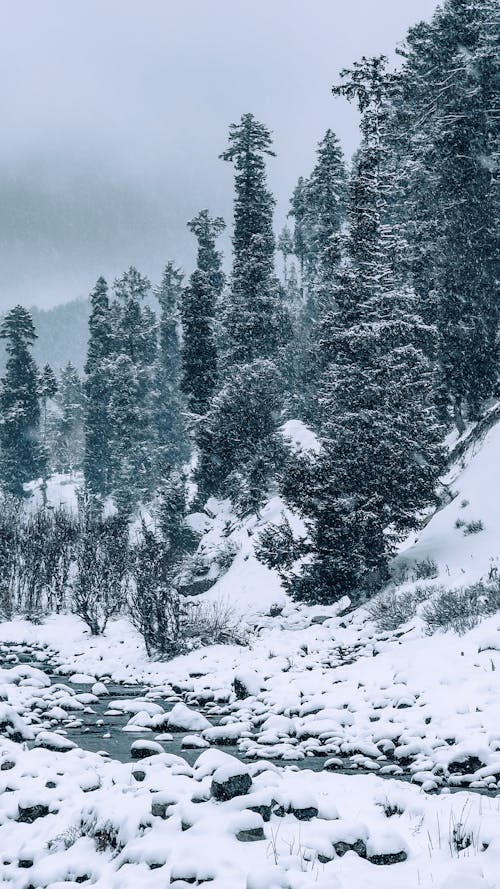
[0,494,21,618]
[463,520,484,535]
[422,585,483,635]
[184,598,248,647]
[72,511,128,635]
[368,585,431,631]
[412,557,438,580]
[129,582,247,658]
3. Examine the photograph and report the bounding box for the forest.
[0,0,497,655]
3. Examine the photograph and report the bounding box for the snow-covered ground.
[1,417,500,887]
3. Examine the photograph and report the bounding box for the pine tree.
[38,363,58,503]
[84,277,113,498]
[196,115,290,505]
[109,267,157,511]
[196,358,283,509]
[0,306,43,498]
[181,211,224,415]
[53,362,85,474]
[107,354,142,516]
[277,225,294,286]
[39,364,58,442]
[393,0,499,425]
[219,113,289,367]
[280,58,445,603]
[285,131,347,424]
[154,262,189,469]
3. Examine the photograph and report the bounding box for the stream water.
[2,642,499,797]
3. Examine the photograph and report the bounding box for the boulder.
[130,739,164,759]
[211,762,252,801]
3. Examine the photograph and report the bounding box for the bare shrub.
[72,510,129,635]
[0,494,21,618]
[463,520,484,535]
[483,580,500,612]
[412,557,438,580]
[368,586,430,631]
[184,599,248,647]
[422,586,483,635]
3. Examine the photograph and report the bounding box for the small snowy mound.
[167,702,211,732]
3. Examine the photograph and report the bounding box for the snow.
[279,419,322,455]
[2,415,500,886]
[397,417,500,589]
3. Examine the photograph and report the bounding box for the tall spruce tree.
[279,58,445,603]
[196,114,289,506]
[0,306,43,498]
[393,0,499,425]
[181,211,224,415]
[39,364,58,442]
[53,362,85,474]
[285,130,347,424]
[109,267,157,512]
[84,277,113,498]
[219,113,288,367]
[154,262,189,468]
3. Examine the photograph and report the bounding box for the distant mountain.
[0,298,90,376]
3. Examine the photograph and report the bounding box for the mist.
[0,0,438,310]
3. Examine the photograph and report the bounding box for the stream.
[2,641,499,797]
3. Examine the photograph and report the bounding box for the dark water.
[0,642,251,765]
[2,643,499,797]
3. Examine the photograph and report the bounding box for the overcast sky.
[0,0,438,311]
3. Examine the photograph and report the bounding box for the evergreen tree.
[279,58,445,603]
[196,115,289,505]
[38,363,58,503]
[304,129,347,318]
[0,306,43,498]
[285,130,347,424]
[219,113,289,367]
[196,358,283,511]
[39,364,58,443]
[181,211,224,415]
[277,225,294,286]
[289,176,313,284]
[107,354,142,516]
[393,0,499,425]
[110,267,157,511]
[84,277,113,498]
[53,362,85,474]
[154,262,189,468]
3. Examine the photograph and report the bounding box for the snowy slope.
[1,416,500,888]
[398,412,500,588]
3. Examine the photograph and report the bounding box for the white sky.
[0,0,438,309]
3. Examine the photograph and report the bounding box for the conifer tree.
[54,362,85,474]
[196,114,289,505]
[109,267,157,512]
[0,306,43,497]
[277,225,294,286]
[154,262,189,469]
[280,58,444,603]
[107,354,142,515]
[181,211,224,415]
[393,0,499,425]
[219,113,288,367]
[39,364,58,441]
[84,277,113,498]
[285,131,347,424]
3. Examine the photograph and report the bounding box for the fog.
[0,0,438,310]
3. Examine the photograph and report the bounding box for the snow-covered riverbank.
[2,600,500,888]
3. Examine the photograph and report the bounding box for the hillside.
[1,414,500,888]
[0,299,89,374]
